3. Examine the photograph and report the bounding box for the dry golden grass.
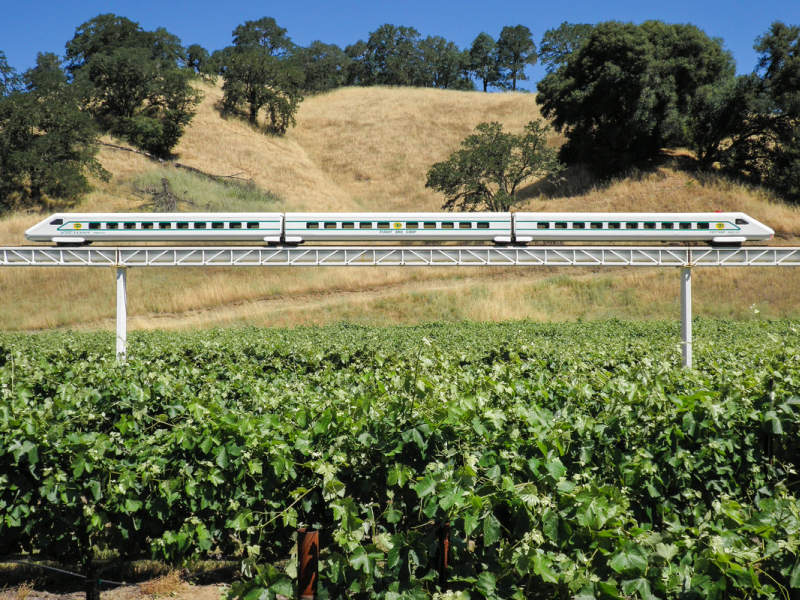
[137,570,183,597]
[1,83,799,331]
[0,581,34,600]
[290,86,545,210]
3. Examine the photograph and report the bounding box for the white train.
[25,211,774,246]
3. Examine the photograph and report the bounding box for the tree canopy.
[536,21,734,175]
[292,41,349,93]
[495,25,537,91]
[214,17,303,134]
[65,13,200,157]
[345,25,471,89]
[469,33,500,92]
[426,120,561,211]
[722,22,800,201]
[0,53,103,211]
[539,22,593,74]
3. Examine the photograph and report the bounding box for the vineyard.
[1,320,799,599]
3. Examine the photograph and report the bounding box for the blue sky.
[2,0,799,89]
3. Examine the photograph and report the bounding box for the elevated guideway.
[2,245,800,267]
[2,245,800,366]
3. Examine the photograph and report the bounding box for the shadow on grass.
[516,150,736,201]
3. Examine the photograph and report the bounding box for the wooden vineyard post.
[297,528,319,600]
[437,521,450,589]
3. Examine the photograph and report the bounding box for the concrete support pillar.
[116,267,127,362]
[680,267,692,368]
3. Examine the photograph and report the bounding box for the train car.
[24,213,284,244]
[283,212,513,243]
[25,211,774,246]
[513,212,774,246]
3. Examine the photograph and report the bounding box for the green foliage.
[495,25,537,91]
[538,22,593,74]
[215,17,303,135]
[469,33,500,92]
[418,36,472,90]
[65,13,201,158]
[426,120,562,211]
[0,50,20,95]
[537,21,735,175]
[346,24,425,87]
[186,44,212,78]
[291,41,349,94]
[686,76,757,168]
[0,320,798,599]
[0,53,104,212]
[469,32,500,92]
[232,17,294,56]
[345,25,470,89]
[719,22,800,202]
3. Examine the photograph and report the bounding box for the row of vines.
[1,320,799,598]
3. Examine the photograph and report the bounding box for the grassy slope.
[1,81,800,331]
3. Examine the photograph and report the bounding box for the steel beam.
[1,246,800,267]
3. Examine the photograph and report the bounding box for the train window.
[359,222,372,229]
[306,222,319,229]
[442,222,455,229]
[158,222,171,229]
[644,222,657,229]
[142,222,153,230]
[407,222,419,229]
[50,218,63,226]
[89,222,101,230]
[324,222,337,229]
[177,222,189,229]
[537,222,550,229]
[378,221,390,229]
[573,222,585,229]
[124,222,137,230]
[555,222,568,229]
[735,218,749,225]
[662,222,674,229]
[697,222,709,229]
[608,222,621,229]
[212,222,225,229]
[459,222,472,229]
[679,222,692,229]
[342,222,355,229]
[477,222,490,229]
[247,222,259,229]
[424,222,437,229]
[625,222,638,229]
[591,222,604,229]
[195,222,206,229]
[107,223,119,230]
[230,222,242,229]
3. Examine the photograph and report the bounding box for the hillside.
[1,81,800,331]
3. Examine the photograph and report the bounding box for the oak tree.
[426,120,561,211]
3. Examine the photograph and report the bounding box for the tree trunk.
[249,104,258,124]
[483,78,488,92]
